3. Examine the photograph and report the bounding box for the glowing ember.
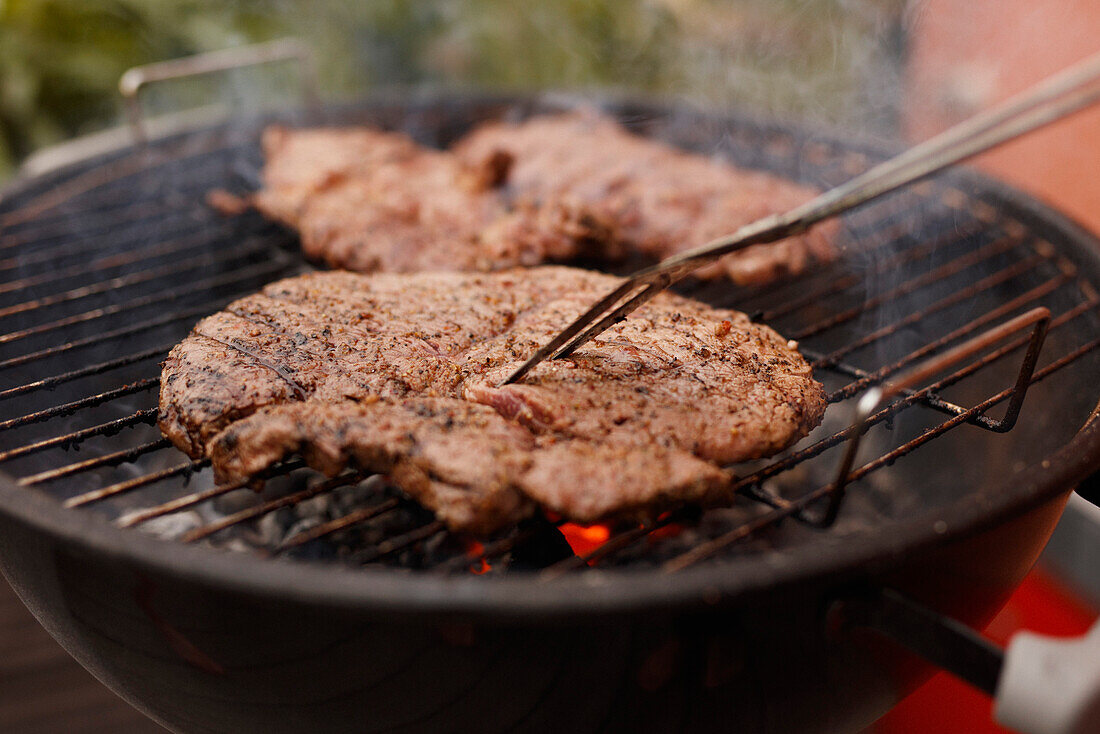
[649,512,685,542]
[559,523,611,557]
[462,539,492,575]
[648,523,684,542]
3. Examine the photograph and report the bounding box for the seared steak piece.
[209,399,539,534]
[454,111,838,284]
[253,126,619,274]
[160,267,825,534]
[252,112,836,285]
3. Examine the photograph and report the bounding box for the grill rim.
[1,93,1099,620]
[1,404,1095,621]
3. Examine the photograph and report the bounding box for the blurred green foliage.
[0,0,905,180]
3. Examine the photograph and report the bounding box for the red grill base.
[872,569,1098,733]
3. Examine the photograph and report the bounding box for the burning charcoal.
[417,530,449,564]
[279,519,338,561]
[511,519,577,569]
[138,511,203,541]
[333,475,387,514]
[257,507,296,547]
[214,487,263,515]
[294,494,333,520]
[284,516,323,541]
[222,538,255,555]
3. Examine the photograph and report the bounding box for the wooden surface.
[0,577,164,734]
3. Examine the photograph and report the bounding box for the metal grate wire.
[1,108,1098,579]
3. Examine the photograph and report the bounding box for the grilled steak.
[159,267,826,534]
[454,111,838,284]
[252,111,836,285]
[253,125,620,274]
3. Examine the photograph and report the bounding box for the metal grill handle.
[119,37,320,147]
[835,580,1100,734]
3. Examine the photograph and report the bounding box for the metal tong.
[502,50,1100,385]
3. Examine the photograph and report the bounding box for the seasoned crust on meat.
[453,111,838,284]
[252,111,836,285]
[159,267,825,534]
[252,125,618,275]
[208,399,538,535]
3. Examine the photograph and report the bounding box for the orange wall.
[905,0,1100,235]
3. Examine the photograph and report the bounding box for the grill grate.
[1,99,1098,579]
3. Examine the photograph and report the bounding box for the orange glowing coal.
[462,539,492,575]
[558,523,611,557]
[649,512,685,542]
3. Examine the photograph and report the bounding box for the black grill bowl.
[1,93,1099,734]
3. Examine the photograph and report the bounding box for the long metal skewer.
[501,50,1100,385]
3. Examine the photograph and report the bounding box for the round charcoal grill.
[1,93,1099,734]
